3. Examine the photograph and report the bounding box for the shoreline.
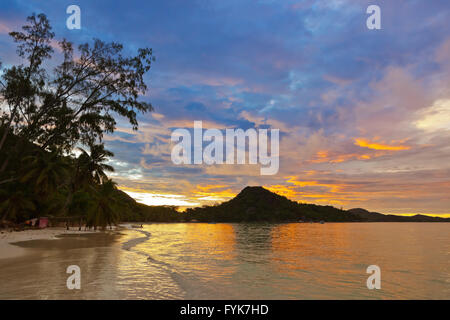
[2,221,448,260]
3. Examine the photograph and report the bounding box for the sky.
[1,0,449,215]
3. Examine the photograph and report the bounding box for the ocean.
[0,222,448,299]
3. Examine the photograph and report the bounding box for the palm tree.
[87,179,119,230]
[68,190,91,230]
[20,151,70,199]
[0,186,36,222]
[77,144,114,185]
[62,144,114,225]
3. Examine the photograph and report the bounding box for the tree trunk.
[1,209,9,223]
[0,126,9,153]
[62,190,73,216]
[0,156,10,174]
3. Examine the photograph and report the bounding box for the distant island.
[120,186,450,223]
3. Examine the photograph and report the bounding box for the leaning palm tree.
[77,144,115,185]
[87,179,119,230]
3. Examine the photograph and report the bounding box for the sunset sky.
[1,0,449,215]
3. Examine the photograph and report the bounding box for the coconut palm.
[20,151,70,199]
[87,179,119,230]
[0,186,36,222]
[61,144,114,221]
[77,144,114,185]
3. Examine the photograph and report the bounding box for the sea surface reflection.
[0,223,448,299]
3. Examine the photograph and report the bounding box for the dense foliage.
[0,14,155,229]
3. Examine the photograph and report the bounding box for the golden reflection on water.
[0,223,448,299]
[270,224,351,275]
[269,223,372,298]
[132,223,239,288]
[270,223,450,299]
[184,223,237,261]
[126,223,450,299]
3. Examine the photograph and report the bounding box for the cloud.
[119,187,201,207]
[354,138,411,151]
[2,1,450,214]
[0,22,12,34]
[415,99,450,132]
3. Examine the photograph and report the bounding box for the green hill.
[185,186,361,222]
[182,187,450,223]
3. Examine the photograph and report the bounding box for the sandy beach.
[0,227,130,299]
[0,227,114,260]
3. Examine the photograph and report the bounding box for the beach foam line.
[120,225,174,268]
[118,224,219,299]
[122,228,152,252]
[119,225,192,295]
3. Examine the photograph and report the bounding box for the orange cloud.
[265,184,299,198]
[193,185,236,200]
[354,138,411,151]
[286,176,343,192]
[310,150,374,164]
[265,183,348,206]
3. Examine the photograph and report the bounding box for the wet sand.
[0,231,125,299]
[0,228,107,260]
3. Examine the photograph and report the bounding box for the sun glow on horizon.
[118,185,450,218]
[119,187,201,207]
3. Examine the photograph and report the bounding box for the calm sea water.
[0,223,449,299]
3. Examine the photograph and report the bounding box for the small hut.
[38,217,49,228]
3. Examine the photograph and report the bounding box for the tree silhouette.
[0,13,155,228]
[20,151,70,199]
[0,13,154,169]
[88,179,119,230]
[77,144,115,185]
[0,185,36,222]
